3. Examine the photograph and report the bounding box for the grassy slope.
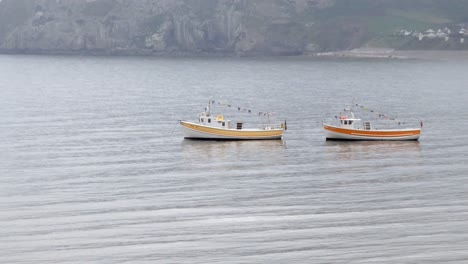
[303,0,468,50]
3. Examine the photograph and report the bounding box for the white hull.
[181,121,283,140]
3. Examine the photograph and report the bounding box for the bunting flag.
[210,100,274,116]
[353,103,406,125]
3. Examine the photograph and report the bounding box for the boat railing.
[257,123,285,130]
[262,124,278,130]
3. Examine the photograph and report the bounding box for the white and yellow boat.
[323,107,422,141]
[180,101,286,140]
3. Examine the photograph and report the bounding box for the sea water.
[1,55,467,263]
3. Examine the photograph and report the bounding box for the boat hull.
[181,121,283,140]
[323,125,420,141]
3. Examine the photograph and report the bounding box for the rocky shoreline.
[313,49,468,60]
[3,48,468,61]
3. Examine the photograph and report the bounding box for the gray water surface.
[1,55,467,263]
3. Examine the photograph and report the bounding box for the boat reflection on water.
[324,140,422,162]
[181,139,286,168]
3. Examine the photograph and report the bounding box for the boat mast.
[348,98,355,119]
[206,100,211,116]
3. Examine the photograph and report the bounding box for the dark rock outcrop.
[0,0,341,56]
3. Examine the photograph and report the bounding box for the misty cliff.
[1,0,467,56]
[0,0,356,55]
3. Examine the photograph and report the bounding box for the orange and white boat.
[180,101,286,140]
[323,107,422,141]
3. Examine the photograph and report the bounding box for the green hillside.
[306,0,468,50]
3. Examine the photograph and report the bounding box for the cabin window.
[208,118,211,123]
[201,118,204,123]
[222,122,225,126]
[344,120,348,125]
[349,121,353,125]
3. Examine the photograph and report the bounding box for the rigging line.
[170,120,179,135]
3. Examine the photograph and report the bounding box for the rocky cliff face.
[0,0,365,56]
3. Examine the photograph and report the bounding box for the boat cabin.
[338,111,369,130]
[339,116,375,130]
[198,112,232,129]
[339,117,361,128]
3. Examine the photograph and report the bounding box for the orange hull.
[324,125,421,141]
